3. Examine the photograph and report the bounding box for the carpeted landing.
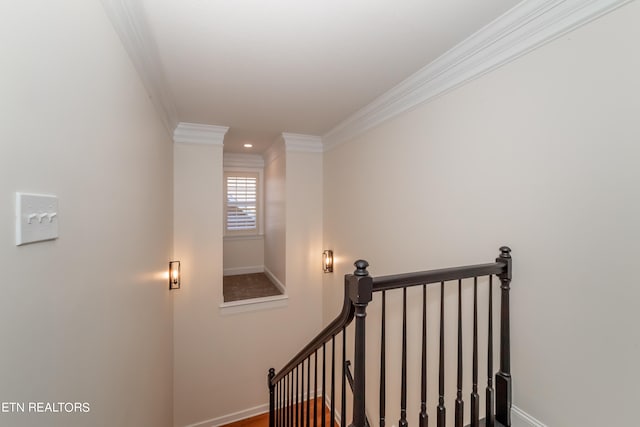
[223,273,283,302]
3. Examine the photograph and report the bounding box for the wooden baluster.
[308,356,311,427]
[280,376,288,427]
[380,291,386,427]
[471,277,479,427]
[301,360,305,427]
[437,282,446,427]
[274,379,278,427]
[349,260,373,427]
[420,284,428,427]
[322,343,326,427]
[280,381,283,427]
[285,374,288,427]
[486,275,495,427]
[455,280,464,427]
[314,349,318,427]
[331,335,336,427]
[289,371,294,427]
[399,288,408,427]
[269,369,276,427]
[496,247,512,426]
[296,366,300,427]
[341,327,346,427]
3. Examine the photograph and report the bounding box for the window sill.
[223,234,264,242]
[219,294,288,315]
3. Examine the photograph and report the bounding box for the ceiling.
[141,0,519,153]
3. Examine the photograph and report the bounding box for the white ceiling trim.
[173,122,229,146]
[322,0,634,150]
[100,0,178,134]
[282,133,323,153]
[223,153,265,168]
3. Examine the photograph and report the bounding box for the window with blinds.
[224,172,258,234]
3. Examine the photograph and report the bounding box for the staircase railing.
[269,246,512,427]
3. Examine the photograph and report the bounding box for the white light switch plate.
[16,192,59,246]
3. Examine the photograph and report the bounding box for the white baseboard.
[324,395,340,424]
[223,265,264,276]
[264,266,286,293]
[184,403,269,427]
[512,405,547,427]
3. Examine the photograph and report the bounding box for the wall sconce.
[323,250,333,273]
[169,261,181,290]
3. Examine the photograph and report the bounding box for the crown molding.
[100,0,178,134]
[282,133,323,153]
[322,0,633,150]
[173,122,229,146]
[223,153,265,168]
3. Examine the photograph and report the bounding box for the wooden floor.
[219,401,504,427]
[220,411,270,427]
[221,398,336,427]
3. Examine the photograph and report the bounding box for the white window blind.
[225,173,258,233]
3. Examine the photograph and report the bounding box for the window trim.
[223,167,263,237]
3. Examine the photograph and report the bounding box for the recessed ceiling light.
[243,143,253,148]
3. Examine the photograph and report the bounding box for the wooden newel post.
[495,247,512,426]
[268,368,276,427]
[348,260,373,427]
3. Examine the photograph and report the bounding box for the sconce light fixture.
[169,261,181,290]
[323,250,333,273]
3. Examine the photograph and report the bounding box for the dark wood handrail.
[271,259,509,385]
[372,262,505,292]
[271,281,355,384]
[269,247,512,427]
